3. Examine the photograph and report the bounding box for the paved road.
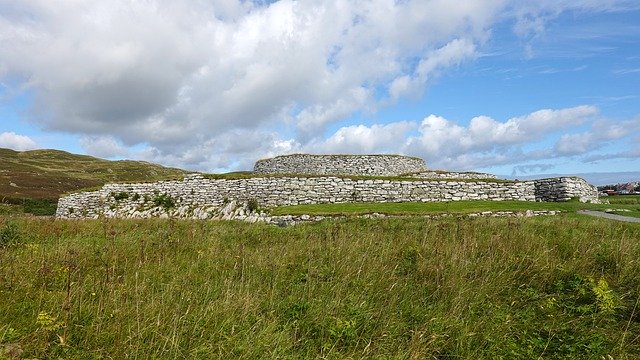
[578,210,640,223]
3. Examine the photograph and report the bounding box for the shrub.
[112,192,129,201]
[153,193,175,209]
[22,199,57,216]
[247,198,259,212]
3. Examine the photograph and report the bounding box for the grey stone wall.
[253,154,428,176]
[56,174,598,220]
[534,177,599,202]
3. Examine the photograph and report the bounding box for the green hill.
[0,148,187,212]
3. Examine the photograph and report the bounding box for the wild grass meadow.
[1,215,640,358]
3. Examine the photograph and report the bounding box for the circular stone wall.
[253,154,428,176]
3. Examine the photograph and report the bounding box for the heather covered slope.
[0,148,186,202]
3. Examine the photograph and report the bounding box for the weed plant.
[1,216,640,358]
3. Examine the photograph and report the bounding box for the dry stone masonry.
[254,154,428,176]
[56,154,600,221]
[534,177,600,202]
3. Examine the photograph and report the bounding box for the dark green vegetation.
[2,216,640,358]
[0,148,186,215]
[271,199,640,218]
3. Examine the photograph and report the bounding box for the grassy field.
[0,148,186,209]
[607,195,640,205]
[270,199,640,218]
[2,216,640,358]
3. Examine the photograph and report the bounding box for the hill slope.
[0,148,187,202]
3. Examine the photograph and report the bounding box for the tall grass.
[1,216,640,358]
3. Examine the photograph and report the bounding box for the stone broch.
[55,154,600,220]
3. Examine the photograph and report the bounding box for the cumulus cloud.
[306,122,416,154]
[0,0,504,168]
[404,106,597,160]
[0,0,636,171]
[136,129,301,172]
[0,132,37,151]
[80,136,129,159]
[298,105,613,171]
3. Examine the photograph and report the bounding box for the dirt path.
[577,210,640,223]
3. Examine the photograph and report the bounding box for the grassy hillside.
[0,148,186,207]
[1,216,640,358]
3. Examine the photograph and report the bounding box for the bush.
[153,193,175,209]
[22,199,57,216]
[247,198,259,212]
[112,192,129,201]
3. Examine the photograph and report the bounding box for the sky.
[0,0,639,183]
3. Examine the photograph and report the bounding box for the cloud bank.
[0,0,638,171]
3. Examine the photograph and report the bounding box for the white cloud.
[135,129,301,172]
[507,0,640,57]
[306,122,416,154]
[0,0,504,159]
[0,132,37,151]
[404,105,597,160]
[79,136,129,159]
[389,38,477,100]
[298,105,608,171]
[0,1,636,171]
[554,116,640,156]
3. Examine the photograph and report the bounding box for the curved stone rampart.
[55,174,599,220]
[253,154,428,176]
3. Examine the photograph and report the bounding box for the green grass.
[0,148,186,202]
[598,196,640,218]
[270,200,639,217]
[608,195,640,205]
[612,210,640,218]
[1,217,640,358]
[0,204,22,216]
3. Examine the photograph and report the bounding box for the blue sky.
[0,1,639,183]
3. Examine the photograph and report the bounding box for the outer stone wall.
[253,154,428,176]
[534,177,599,202]
[55,174,599,220]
